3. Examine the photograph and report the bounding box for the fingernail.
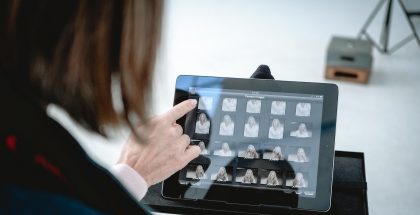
[189,99,197,107]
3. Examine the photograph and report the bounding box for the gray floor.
[49,1,420,214]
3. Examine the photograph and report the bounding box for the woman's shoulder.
[0,78,147,214]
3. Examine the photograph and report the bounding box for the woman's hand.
[117,99,200,187]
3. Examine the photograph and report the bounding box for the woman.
[270,146,284,161]
[296,102,311,117]
[271,101,286,115]
[1,0,200,214]
[243,116,259,137]
[195,165,207,179]
[246,99,261,113]
[242,169,256,184]
[296,148,309,162]
[266,171,279,186]
[195,113,211,134]
[244,144,259,159]
[215,167,229,182]
[222,98,237,112]
[213,142,233,157]
[290,123,312,138]
[219,114,234,136]
[268,118,284,139]
[198,141,208,155]
[293,172,307,188]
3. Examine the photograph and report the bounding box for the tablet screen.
[163,75,338,212]
[180,87,323,197]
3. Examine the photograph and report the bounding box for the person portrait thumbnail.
[244,116,259,137]
[246,99,261,113]
[219,114,234,136]
[195,112,211,134]
[222,98,237,112]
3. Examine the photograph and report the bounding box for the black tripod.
[358,0,420,54]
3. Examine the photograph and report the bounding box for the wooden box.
[326,37,373,83]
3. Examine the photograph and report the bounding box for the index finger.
[165,99,197,122]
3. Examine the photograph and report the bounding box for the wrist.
[110,163,149,200]
[117,157,152,187]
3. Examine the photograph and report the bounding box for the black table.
[142,151,368,215]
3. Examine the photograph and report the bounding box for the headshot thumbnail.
[290,123,312,138]
[222,98,237,112]
[238,144,259,159]
[185,164,208,180]
[296,102,311,117]
[213,142,235,157]
[211,166,233,182]
[246,99,261,113]
[244,116,259,137]
[195,112,211,134]
[260,169,282,186]
[271,101,286,115]
[219,114,235,136]
[235,168,258,184]
[268,118,284,139]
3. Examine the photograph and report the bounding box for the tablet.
[162,75,338,212]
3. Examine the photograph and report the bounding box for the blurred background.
[48,0,420,214]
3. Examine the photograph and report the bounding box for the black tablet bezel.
[162,75,338,212]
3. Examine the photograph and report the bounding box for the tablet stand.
[141,151,369,215]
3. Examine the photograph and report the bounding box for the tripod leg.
[358,0,388,38]
[398,0,420,47]
[380,0,393,53]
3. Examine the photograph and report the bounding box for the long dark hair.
[0,0,163,134]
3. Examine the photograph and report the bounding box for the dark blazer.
[0,76,149,214]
